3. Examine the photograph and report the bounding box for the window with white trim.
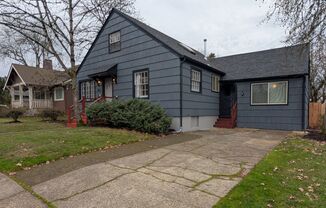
[134,70,149,98]
[109,31,121,52]
[211,74,220,92]
[54,87,64,101]
[251,81,288,105]
[80,80,97,101]
[191,69,201,92]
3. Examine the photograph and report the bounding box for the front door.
[104,77,113,101]
[219,83,236,117]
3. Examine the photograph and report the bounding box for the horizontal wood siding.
[77,12,181,117]
[182,62,219,116]
[236,77,305,130]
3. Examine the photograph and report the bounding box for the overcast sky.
[0,0,287,76]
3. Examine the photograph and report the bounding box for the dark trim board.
[183,57,225,75]
[108,30,121,53]
[190,67,202,93]
[221,74,308,83]
[249,80,289,107]
[132,68,150,99]
[179,57,186,128]
[211,73,220,93]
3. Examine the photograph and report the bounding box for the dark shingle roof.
[211,44,310,81]
[111,9,224,74]
[12,64,70,86]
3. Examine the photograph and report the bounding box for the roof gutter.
[183,56,225,76]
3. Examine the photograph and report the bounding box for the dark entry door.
[219,83,236,117]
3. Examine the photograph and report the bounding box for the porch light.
[96,79,102,85]
[112,78,117,84]
[272,83,278,88]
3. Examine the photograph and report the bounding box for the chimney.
[43,59,53,70]
[203,39,207,57]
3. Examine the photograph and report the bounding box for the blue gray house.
[77,8,310,132]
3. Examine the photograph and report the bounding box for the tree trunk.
[68,0,79,121]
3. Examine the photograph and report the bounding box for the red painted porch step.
[214,117,235,128]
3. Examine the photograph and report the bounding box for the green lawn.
[214,137,326,208]
[0,117,153,173]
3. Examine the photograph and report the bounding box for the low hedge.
[7,109,25,122]
[86,99,172,134]
[0,106,10,118]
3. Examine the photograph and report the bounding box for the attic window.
[109,31,121,53]
[179,42,196,55]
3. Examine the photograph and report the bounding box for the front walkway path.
[29,128,288,208]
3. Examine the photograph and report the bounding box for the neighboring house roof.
[211,44,310,81]
[4,64,70,88]
[78,8,225,75]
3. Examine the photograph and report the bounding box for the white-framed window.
[109,31,121,52]
[191,69,201,92]
[251,81,288,105]
[212,74,220,92]
[80,80,97,101]
[134,70,149,98]
[54,87,64,101]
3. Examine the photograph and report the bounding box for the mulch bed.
[304,129,326,141]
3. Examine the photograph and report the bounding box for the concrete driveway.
[24,128,288,208]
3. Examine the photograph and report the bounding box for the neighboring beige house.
[3,60,73,114]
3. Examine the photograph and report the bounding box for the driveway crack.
[53,172,135,203]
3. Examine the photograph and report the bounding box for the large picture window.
[251,81,288,105]
[109,31,121,52]
[134,70,149,98]
[191,69,201,92]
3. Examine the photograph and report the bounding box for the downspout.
[179,57,186,131]
[302,75,306,131]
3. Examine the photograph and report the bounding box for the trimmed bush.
[0,106,10,118]
[86,99,172,134]
[7,109,24,122]
[40,109,63,121]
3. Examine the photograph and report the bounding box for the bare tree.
[263,0,326,130]
[0,28,43,67]
[0,0,136,119]
[264,0,326,102]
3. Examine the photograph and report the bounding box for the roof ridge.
[113,9,204,56]
[12,63,67,73]
[213,43,309,60]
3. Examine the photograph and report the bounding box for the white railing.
[12,101,23,109]
[32,99,53,109]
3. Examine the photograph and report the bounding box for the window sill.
[250,103,288,106]
[54,99,64,102]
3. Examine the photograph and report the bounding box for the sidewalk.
[0,173,46,208]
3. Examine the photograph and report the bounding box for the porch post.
[19,85,23,106]
[28,86,33,109]
[9,87,14,107]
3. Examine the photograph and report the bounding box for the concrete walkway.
[0,173,46,208]
[28,128,288,208]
